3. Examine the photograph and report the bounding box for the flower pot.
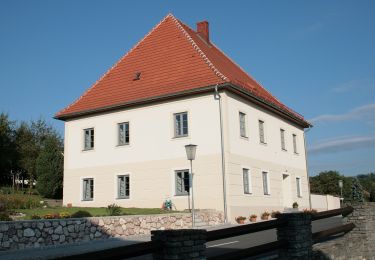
[250,217,257,222]
[261,215,270,220]
[237,219,245,224]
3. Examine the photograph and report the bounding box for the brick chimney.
[197,21,209,43]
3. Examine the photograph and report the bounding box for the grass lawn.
[15,207,178,220]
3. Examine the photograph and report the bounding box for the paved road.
[205,216,343,259]
[0,217,342,260]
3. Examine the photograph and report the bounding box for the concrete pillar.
[277,213,313,259]
[151,229,206,260]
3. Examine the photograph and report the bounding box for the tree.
[15,118,60,191]
[351,178,364,202]
[0,113,17,185]
[309,171,353,199]
[35,135,63,198]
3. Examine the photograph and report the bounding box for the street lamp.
[338,180,343,207]
[185,144,197,228]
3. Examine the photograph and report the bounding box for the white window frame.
[262,171,271,195]
[83,128,94,150]
[82,178,94,201]
[280,128,287,151]
[173,112,189,138]
[118,122,130,146]
[239,112,248,138]
[258,120,266,144]
[117,174,130,199]
[296,177,302,197]
[292,134,298,154]
[243,168,252,194]
[175,169,190,196]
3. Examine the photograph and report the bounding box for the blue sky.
[0,1,374,176]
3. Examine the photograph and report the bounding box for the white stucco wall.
[311,194,341,211]
[62,90,311,222]
[222,92,310,220]
[63,93,224,211]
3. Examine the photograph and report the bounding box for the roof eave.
[54,84,226,121]
[226,83,312,129]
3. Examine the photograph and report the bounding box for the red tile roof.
[55,14,309,127]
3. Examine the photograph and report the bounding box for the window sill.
[281,148,287,152]
[244,192,253,196]
[174,194,189,197]
[81,199,93,201]
[294,152,299,155]
[82,148,94,152]
[240,136,249,140]
[116,144,130,147]
[116,197,130,200]
[259,142,267,146]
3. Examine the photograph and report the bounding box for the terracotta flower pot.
[261,215,270,220]
[237,219,245,224]
[250,217,257,222]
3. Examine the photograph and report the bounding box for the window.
[118,122,130,145]
[82,178,94,201]
[175,170,190,196]
[174,112,188,137]
[259,120,266,143]
[84,128,94,150]
[280,129,286,150]
[243,168,252,194]
[292,134,298,154]
[117,175,130,199]
[239,112,247,138]
[296,177,302,197]
[262,171,270,195]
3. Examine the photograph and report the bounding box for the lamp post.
[185,144,197,228]
[338,180,343,207]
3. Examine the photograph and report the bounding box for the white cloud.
[331,79,375,93]
[309,135,375,154]
[309,103,375,124]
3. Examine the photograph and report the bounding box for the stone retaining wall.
[0,210,223,251]
[313,202,375,259]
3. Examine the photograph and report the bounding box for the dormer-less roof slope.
[55,14,310,128]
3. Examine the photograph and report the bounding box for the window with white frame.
[292,134,298,154]
[262,171,270,195]
[296,177,302,197]
[280,128,286,150]
[243,168,252,194]
[174,112,188,137]
[118,122,129,145]
[83,128,94,150]
[239,112,247,138]
[117,175,130,199]
[82,178,94,201]
[259,120,266,144]
[175,170,190,196]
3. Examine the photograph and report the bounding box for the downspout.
[303,126,313,210]
[214,84,228,223]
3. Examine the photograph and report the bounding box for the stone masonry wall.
[313,202,375,260]
[0,210,223,251]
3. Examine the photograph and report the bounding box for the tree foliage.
[0,113,63,198]
[36,135,63,198]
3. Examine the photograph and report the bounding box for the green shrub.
[107,204,122,216]
[59,212,71,218]
[71,210,92,218]
[292,202,299,209]
[0,194,42,209]
[31,214,41,219]
[0,212,12,221]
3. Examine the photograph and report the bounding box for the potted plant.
[235,216,246,224]
[271,210,281,218]
[261,211,270,220]
[249,214,257,222]
[292,202,299,209]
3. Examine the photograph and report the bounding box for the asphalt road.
[205,216,343,259]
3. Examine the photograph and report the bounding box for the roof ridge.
[210,41,287,106]
[56,13,174,116]
[170,16,229,82]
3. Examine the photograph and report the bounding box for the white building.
[55,14,312,222]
